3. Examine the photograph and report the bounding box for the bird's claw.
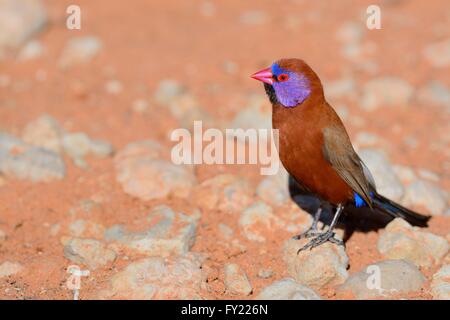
[292,228,320,240]
[296,231,344,253]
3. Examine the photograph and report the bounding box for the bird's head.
[251,58,323,108]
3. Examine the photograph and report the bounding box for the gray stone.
[0,0,47,52]
[115,140,195,201]
[256,278,321,300]
[257,268,274,279]
[22,114,64,153]
[338,259,426,299]
[283,238,349,289]
[358,148,404,201]
[63,238,116,269]
[0,261,23,278]
[423,38,450,67]
[239,201,282,242]
[59,36,102,68]
[418,81,450,107]
[360,77,414,111]
[193,174,254,213]
[224,263,252,296]
[431,265,450,300]
[154,79,186,105]
[98,254,205,299]
[377,218,448,267]
[0,133,65,182]
[18,39,44,60]
[401,180,448,216]
[256,166,290,207]
[105,205,199,257]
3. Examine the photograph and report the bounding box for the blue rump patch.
[354,192,374,207]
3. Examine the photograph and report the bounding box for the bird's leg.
[292,206,322,240]
[297,204,345,253]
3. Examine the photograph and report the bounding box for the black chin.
[264,83,278,105]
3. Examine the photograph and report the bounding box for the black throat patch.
[264,83,278,105]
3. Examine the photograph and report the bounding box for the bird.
[251,58,430,251]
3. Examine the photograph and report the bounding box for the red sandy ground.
[0,0,448,299]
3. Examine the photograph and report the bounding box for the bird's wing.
[322,126,373,206]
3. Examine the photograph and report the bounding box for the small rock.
[105,80,123,95]
[256,278,321,300]
[224,263,252,296]
[132,99,150,114]
[0,261,23,278]
[239,11,268,25]
[256,166,290,207]
[431,265,450,300]
[62,132,113,167]
[0,0,47,51]
[193,174,253,213]
[18,40,44,60]
[417,81,450,107]
[239,201,281,242]
[401,180,448,215]
[99,254,205,299]
[0,133,65,182]
[154,79,186,105]
[423,38,450,67]
[59,36,102,68]
[69,219,105,239]
[22,114,64,153]
[63,238,116,269]
[358,149,404,201]
[338,259,425,299]
[104,205,199,257]
[377,218,449,267]
[167,92,213,128]
[115,140,195,201]
[360,77,413,111]
[335,21,363,44]
[257,268,273,279]
[393,165,416,185]
[283,238,349,289]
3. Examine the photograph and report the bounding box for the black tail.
[372,193,431,227]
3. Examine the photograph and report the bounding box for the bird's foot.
[292,227,320,240]
[296,231,344,253]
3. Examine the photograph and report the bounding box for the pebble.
[0,261,23,278]
[256,166,290,207]
[430,265,450,300]
[22,114,64,153]
[360,77,413,111]
[154,79,186,105]
[377,218,449,267]
[257,268,273,279]
[239,201,282,242]
[358,148,404,201]
[224,263,253,296]
[338,259,425,299]
[0,0,47,51]
[417,81,450,107]
[256,278,321,300]
[193,174,253,213]
[167,92,214,128]
[62,132,114,167]
[239,11,268,25]
[401,180,448,216]
[0,133,65,182]
[104,205,199,257]
[18,40,44,60]
[59,36,102,68]
[63,238,116,269]
[99,254,205,299]
[283,238,349,289]
[115,139,195,201]
[69,219,105,239]
[423,38,450,67]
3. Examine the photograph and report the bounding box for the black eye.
[277,73,289,82]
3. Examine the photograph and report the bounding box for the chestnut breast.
[272,100,353,205]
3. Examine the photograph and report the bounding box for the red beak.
[251,67,274,85]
